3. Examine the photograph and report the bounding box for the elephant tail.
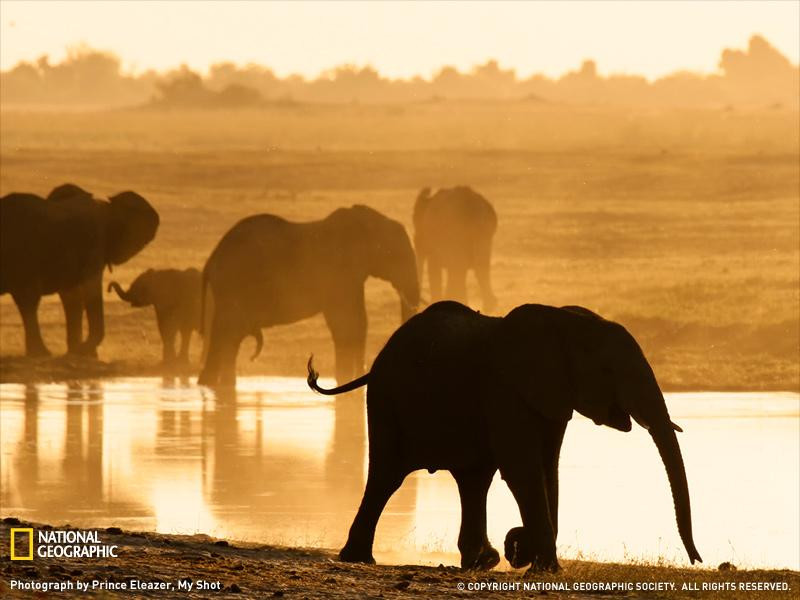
[249,328,263,361]
[306,354,369,395]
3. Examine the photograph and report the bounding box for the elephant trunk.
[649,423,702,564]
[108,281,134,303]
[399,290,417,322]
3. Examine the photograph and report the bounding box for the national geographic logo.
[10,528,33,560]
[9,528,118,560]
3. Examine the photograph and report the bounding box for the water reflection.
[0,380,797,569]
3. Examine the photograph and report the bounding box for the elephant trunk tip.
[107,280,133,303]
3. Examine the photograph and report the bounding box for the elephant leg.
[445,265,468,305]
[157,310,178,365]
[59,286,84,354]
[494,417,559,572]
[331,337,366,386]
[428,257,443,301]
[452,465,500,570]
[80,274,104,357]
[217,330,244,388]
[324,292,367,385]
[415,252,426,292]
[12,289,49,357]
[177,327,192,364]
[339,462,407,564]
[474,243,497,313]
[198,311,225,386]
[542,420,568,537]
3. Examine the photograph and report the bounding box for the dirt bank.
[1,519,797,599]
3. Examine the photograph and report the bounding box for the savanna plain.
[1,102,797,391]
[1,104,799,597]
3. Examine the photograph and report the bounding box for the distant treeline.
[1,36,797,108]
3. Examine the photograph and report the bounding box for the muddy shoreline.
[1,519,797,599]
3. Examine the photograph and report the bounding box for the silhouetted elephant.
[0,184,159,357]
[108,268,202,364]
[198,205,419,387]
[308,301,702,572]
[413,186,497,312]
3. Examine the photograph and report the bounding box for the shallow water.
[0,378,797,570]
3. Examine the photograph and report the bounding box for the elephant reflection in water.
[5,384,113,520]
[5,385,42,511]
[63,384,104,506]
[184,389,416,551]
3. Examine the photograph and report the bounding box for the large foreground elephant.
[0,184,159,357]
[198,205,419,387]
[413,186,497,312]
[108,268,202,364]
[308,301,702,572]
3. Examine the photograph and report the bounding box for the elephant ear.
[564,309,633,432]
[495,305,575,423]
[106,191,160,265]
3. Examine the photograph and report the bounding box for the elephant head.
[47,184,159,268]
[47,183,93,202]
[108,269,160,307]
[498,304,702,565]
[412,187,432,231]
[105,191,160,266]
[348,205,420,322]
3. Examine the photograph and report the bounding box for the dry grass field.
[1,102,798,390]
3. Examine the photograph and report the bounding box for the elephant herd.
[0,182,703,573]
[0,183,496,379]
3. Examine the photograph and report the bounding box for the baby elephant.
[108,268,202,364]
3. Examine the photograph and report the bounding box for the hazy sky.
[1,1,798,79]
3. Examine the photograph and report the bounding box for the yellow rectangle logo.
[10,528,34,560]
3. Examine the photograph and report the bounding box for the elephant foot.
[69,343,98,359]
[504,527,529,568]
[197,369,216,387]
[161,358,188,372]
[338,544,376,565]
[504,527,559,572]
[460,544,500,571]
[525,558,561,574]
[26,346,52,359]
